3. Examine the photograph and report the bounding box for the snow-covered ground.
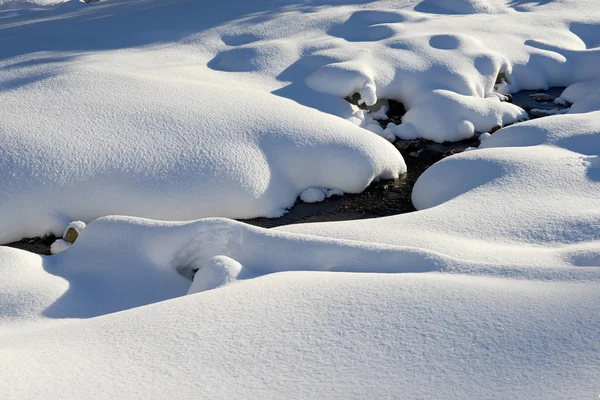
[1,0,599,398]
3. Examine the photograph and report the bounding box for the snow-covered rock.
[300,188,327,203]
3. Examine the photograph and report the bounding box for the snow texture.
[49,239,70,254]
[1,0,600,399]
[300,188,327,203]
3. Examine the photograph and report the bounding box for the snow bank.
[0,52,403,242]
[283,102,600,277]
[0,247,67,328]
[555,79,600,114]
[1,271,597,399]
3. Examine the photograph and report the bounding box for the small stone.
[495,72,506,84]
[409,151,419,157]
[395,141,412,150]
[64,227,79,244]
[27,239,36,244]
[529,93,555,102]
[491,125,502,133]
[344,93,367,109]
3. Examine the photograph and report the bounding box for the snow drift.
[0,59,403,243]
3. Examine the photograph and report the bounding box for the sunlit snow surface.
[1,0,600,399]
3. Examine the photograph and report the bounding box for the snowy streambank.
[2,0,600,398]
[2,85,600,396]
[2,0,600,241]
[0,66,403,243]
[0,0,411,243]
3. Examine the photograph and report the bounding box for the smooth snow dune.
[0,247,67,327]
[0,61,403,243]
[1,272,598,400]
[2,215,456,321]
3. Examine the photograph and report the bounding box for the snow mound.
[557,79,600,114]
[0,65,404,242]
[49,239,70,254]
[187,255,246,294]
[300,188,326,203]
[0,247,67,327]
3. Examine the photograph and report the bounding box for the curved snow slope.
[2,271,598,399]
[0,0,413,243]
[278,83,600,268]
[198,0,600,141]
[0,60,403,244]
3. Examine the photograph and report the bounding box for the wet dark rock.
[395,140,413,151]
[345,92,367,109]
[491,125,502,133]
[511,87,568,119]
[495,72,506,84]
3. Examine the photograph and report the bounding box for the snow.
[530,107,569,116]
[478,131,492,142]
[49,239,70,254]
[1,0,600,398]
[63,221,86,237]
[369,104,389,120]
[3,0,600,240]
[300,188,326,203]
[557,79,600,114]
[187,255,246,295]
[325,188,344,197]
[1,271,598,399]
[0,55,404,242]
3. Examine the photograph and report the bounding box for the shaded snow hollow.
[1,0,600,399]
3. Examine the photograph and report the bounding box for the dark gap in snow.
[344,93,406,126]
[5,235,56,255]
[242,87,570,228]
[242,137,478,228]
